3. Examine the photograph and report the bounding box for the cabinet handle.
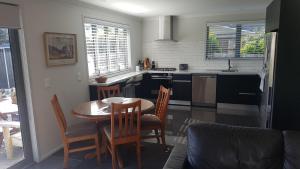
[173,80,192,83]
[238,92,256,96]
[151,77,172,80]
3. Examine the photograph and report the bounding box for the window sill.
[89,69,132,79]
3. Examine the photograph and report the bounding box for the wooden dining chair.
[103,100,142,169]
[141,85,171,149]
[51,95,100,169]
[97,84,121,99]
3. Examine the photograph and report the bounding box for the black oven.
[149,73,173,96]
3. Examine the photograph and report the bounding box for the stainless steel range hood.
[156,16,176,42]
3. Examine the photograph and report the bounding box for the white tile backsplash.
[142,14,265,71]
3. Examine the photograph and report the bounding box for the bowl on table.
[102,97,126,105]
[95,76,107,83]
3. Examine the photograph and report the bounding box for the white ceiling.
[77,0,273,17]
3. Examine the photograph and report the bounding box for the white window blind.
[206,21,265,59]
[84,18,130,76]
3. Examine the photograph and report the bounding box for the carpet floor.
[29,142,172,169]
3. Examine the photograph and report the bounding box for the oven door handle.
[151,77,172,80]
[173,80,192,83]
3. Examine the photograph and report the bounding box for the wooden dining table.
[72,98,154,121]
[72,97,155,168]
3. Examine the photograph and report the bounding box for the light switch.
[44,78,51,88]
[77,72,82,81]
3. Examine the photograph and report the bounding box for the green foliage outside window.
[208,32,222,53]
[241,35,265,55]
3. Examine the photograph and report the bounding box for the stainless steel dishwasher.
[192,74,217,107]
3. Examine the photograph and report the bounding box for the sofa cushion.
[283,131,300,169]
[187,123,283,169]
[187,123,239,169]
[235,127,283,169]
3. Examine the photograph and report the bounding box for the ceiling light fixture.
[112,2,149,14]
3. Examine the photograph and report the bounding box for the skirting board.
[39,144,63,162]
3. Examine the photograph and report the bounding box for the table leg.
[3,127,13,159]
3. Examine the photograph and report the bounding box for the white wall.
[143,13,265,71]
[2,0,142,162]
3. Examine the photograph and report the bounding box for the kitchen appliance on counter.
[192,74,217,107]
[151,61,156,69]
[179,64,188,71]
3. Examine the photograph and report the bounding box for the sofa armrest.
[163,144,187,169]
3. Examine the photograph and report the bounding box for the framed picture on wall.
[44,32,77,66]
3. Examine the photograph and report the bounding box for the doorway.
[0,28,33,169]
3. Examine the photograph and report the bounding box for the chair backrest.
[110,100,141,142]
[51,95,67,138]
[97,84,120,99]
[155,85,171,124]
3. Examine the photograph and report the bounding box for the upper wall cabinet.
[266,0,281,32]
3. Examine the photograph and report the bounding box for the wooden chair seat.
[104,126,138,140]
[65,122,97,138]
[141,114,161,128]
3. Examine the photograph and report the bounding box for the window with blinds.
[84,19,130,77]
[206,21,265,59]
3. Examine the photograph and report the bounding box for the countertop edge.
[90,70,260,86]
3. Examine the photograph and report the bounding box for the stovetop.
[151,68,177,71]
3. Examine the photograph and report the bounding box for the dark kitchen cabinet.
[217,75,260,105]
[266,0,281,32]
[136,73,151,98]
[172,74,192,101]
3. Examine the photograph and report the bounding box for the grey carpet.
[29,142,172,169]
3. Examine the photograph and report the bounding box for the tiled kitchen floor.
[25,105,260,169]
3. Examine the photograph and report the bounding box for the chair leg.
[63,145,69,169]
[154,129,160,144]
[101,129,108,156]
[161,128,166,150]
[95,135,101,165]
[136,141,142,169]
[111,145,117,169]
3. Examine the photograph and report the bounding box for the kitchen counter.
[147,69,260,75]
[90,69,260,86]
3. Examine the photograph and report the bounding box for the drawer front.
[173,74,192,81]
[172,81,192,101]
[217,75,260,105]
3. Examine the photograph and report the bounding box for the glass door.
[0,28,33,169]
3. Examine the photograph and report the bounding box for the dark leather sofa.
[163,123,300,169]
